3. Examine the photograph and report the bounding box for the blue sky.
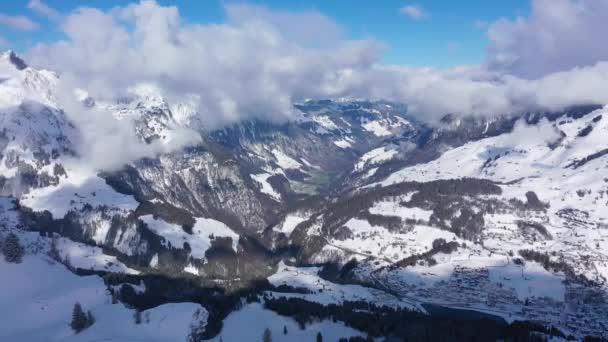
[0,0,529,67]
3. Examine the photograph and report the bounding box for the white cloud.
[0,13,38,31]
[27,0,61,20]
[27,1,383,128]
[55,77,201,172]
[486,0,608,78]
[399,5,428,20]
[22,0,608,131]
[501,119,561,148]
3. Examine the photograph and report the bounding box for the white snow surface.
[362,119,392,136]
[354,146,398,171]
[184,262,200,275]
[209,302,365,342]
[251,172,282,201]
[0,255,205,342]
[311,115,339,131]
[1,218,138,274]
[21,172,138,219]
[55,236,140,274]
[271,148,302,169]
[140,215,239,259]
[0,51,58,109]
[333,138,353,149]
[370,112,608,281]
[361,116,410,137]
[369,199,433,222]
[328,218,454,263]
[276,214,308,236]
[268,262,416,310]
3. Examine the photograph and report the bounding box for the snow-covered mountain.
[283,106,608,339]
[1,52,607,340]
[0,51,75,197]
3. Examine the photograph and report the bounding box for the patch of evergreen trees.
[2,232,24,263]
[263,297,563,342]
[519,249,596,285]
[70,302,95,333]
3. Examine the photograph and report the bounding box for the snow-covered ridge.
[376,110,608,228]
[0,254,205,341]
[0,52,76,198]
[0,51,58,109]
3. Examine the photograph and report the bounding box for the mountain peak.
[1,50,28,71]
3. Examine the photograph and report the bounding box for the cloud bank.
[487,0,608,78]
[26,0,608,130]
[61,87,201,172]
[28,1,383,129]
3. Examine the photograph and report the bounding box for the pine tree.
[70,302,88,333]
[316,332,323,342]
[2,233,24,263]
[262,327,272,342]
[86,310,95,327]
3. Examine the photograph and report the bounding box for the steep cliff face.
[105,148,271,232]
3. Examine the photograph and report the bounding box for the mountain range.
[1,50,607,341]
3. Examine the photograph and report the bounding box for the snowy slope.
[275,108,608,339]
[208,302,365,342]
[0,255,204,342]
[354,145,399,171]
[21,173,138,219]
[374,110,608,282]
[140,214,239,259]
